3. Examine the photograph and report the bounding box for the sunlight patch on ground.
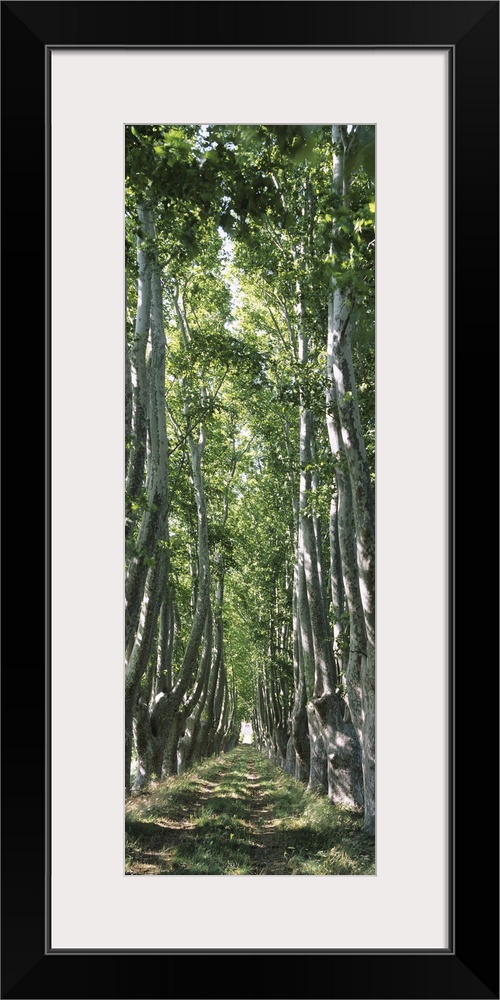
[125,746,375,876]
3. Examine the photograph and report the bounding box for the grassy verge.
[125,745,375,876]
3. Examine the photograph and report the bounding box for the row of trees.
[125,124,376,834]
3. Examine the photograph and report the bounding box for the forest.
[125,123,376,871]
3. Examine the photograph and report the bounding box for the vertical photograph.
[124,125,375,875]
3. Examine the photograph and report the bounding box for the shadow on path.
[125,745,374,875]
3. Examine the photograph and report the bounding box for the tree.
[124,124,375,834]
[326,125,376,832]
[227,126,365,809]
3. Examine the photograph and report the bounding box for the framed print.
[2,2,498,998]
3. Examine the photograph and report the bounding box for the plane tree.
[124,124,376,834]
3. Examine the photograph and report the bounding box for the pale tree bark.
[331,312,375,648]
[223,675,240,752]
[298,320,362,807]
[295,347,325,792]
[306,703,328,794]
[125,205,169,657]
[263,583,290,769]
[160,425,212,776]
[176,609,213,773]
[128,290,215,787]
[155,297,214,778]
[283,421,310,781]
[326,350,371,819]
[125,203,170,792]
[125,324,133,470]
[291,536,311,783]
[311,449,334,684]
[262,674,277,764]
[126,203,152,542]
[269,670,289,769]
[196,462,238,763]
[126,550,169,789]
[155,590,176,697]
[328,313,375,832]
[327,125,376,833]
[134,590,178,779]
[329,491,346,689]
[255,675,272,760]
[255,664,288,769]
[212,661,228,754]
[180,569,227,769]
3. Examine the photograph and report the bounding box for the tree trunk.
[125,202,151,541]
[327,291,375,832]
[298,320,362,806]
[324,125,376,833]
[177,609,213,773]
[291,549,310,782]
[329,490,346,682]
[125,549,169,790]
[306,701,328,793]
[158,402,212,776]
[125,202,171,792]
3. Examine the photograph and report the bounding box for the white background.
[51,50,449,950]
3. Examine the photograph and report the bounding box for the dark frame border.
[1,3,498,998]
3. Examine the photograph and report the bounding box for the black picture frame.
[1,2,498,998]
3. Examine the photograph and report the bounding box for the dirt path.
[232,751,291,874]
[125,745,374,876]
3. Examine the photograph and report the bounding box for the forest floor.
[125,745,375,875]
